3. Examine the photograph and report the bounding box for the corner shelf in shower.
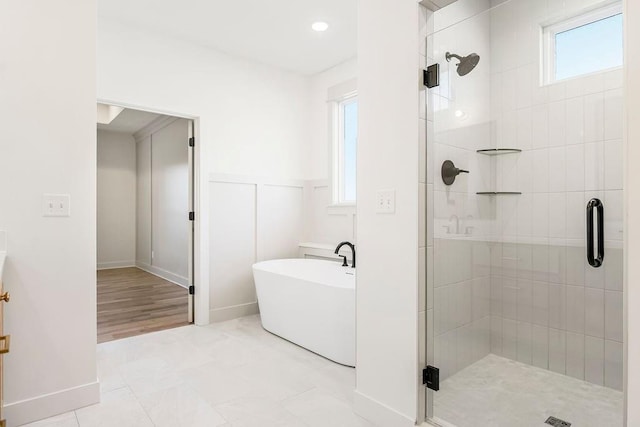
[476,148,522,155]
[476,191,522,195]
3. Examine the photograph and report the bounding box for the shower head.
[446,52,480,76]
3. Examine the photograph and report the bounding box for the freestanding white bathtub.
[252,258,355,367]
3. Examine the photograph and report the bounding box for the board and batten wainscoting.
[209,175,357,323]
[209,174,305,322]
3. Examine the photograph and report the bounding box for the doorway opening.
[96,104,196,343]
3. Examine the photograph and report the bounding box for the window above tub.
[542,2,623,84]
[328,78,358,208]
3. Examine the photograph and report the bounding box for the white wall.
[97,130,137,269]
[0,1,99,425]
[308,59,358,180]
[355,0,421,426]
[624,0,639,423]
[136,135,152,265]
[304,181,357,245]
[98,19,311,324]
[98,20,310,180]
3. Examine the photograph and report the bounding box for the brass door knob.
[0,292,10,302]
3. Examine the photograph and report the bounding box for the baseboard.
[4,381,100,427]
[97,260,135,270]
[210,301,259,323]
[135,262,189,288]
[419,417,457,427]
[353,390,416,427]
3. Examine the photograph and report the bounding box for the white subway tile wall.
[426,0,624,391]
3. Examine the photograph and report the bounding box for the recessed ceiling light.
[312,22,329,32]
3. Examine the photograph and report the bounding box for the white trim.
[327,78,357,101]
[354,390,416,427]
[542,1,623,84]
[3,381,100,427]
[328,80,358,207]
[327,204,357,216]
[307,180,356,215]
[97,260,135,270]
[333,96,358,205]
[418,0,457,12]
[209,173,305,189]
[419,417,458,427]
[624,1,639,423]
[209,302,260,323]
[192,117,208,326]
[96,98,198,120]
[298,242,354,263]
[133,115,180,142]
[97,99,207,326]
[135,261,189,288]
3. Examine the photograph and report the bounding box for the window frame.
[328,79,358,210]
[542,2,623,85]
[333,95,358,206]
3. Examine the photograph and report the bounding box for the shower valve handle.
[441,160,469,186]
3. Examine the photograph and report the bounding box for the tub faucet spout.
[449,214,460,235]
[335,241,356,268]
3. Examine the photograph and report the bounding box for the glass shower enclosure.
[424,0,624,425]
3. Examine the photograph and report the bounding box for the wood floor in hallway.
[97,267,189,343]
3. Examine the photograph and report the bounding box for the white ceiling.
[97,108,165,134]
[98,0,358,76]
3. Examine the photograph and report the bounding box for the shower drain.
[545,416,571,427]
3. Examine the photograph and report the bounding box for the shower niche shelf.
[476,191,522,195]
[476,148,522,155]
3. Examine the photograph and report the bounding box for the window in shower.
[543,2,623,83]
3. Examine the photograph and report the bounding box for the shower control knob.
[441,160,469,186]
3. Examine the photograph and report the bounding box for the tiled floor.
[433,354,624,427]
[22,315,372,427]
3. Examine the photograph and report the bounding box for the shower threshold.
[433,354,623,427]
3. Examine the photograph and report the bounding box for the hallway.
[97,268,189,343]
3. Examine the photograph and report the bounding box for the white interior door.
[151,118,194,322]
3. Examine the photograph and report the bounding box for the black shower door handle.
[586,198,604,268]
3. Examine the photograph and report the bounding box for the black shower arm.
[446,52,463,62]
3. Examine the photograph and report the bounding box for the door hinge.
[423,63,440,89]
[189,285,195,295]
[188,137,195,147]
[423,365,440,391]
[189,211,195,221]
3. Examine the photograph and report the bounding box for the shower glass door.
[425,1,624,425]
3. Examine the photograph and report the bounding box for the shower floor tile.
[432,354,623,427]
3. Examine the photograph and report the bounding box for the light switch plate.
[376,189,396,214]
[43,194,71,217]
